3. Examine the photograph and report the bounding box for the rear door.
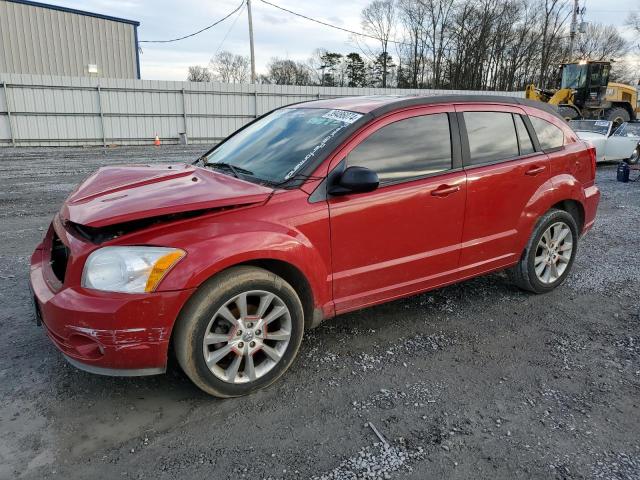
[455,104,550,277]
[327,106,467,313]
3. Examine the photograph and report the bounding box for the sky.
[47,0,640,81]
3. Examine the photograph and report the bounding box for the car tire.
[508,209,579,294]
[558,105,580,121]
[604,107,630,129]
[174,266,304,398]
[627,147,640,165]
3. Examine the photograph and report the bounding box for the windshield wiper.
[207,162,254,179]
[259,173,325,189]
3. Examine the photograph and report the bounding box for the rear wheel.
[627,147,640,165]
[508,209,578,294]
[604,107,630,129]
[174,266,304,397]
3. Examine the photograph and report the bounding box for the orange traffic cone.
[154,134,161,147]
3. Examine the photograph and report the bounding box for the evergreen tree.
[319,52,343,86]
[345,53,367,87]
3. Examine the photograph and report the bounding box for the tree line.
[188,0,634,90]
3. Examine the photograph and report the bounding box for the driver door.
[326,106,467,314]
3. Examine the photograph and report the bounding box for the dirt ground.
[0,146,638,480]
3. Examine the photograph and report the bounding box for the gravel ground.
[0,146,638,480]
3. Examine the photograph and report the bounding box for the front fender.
[158,224,332,312]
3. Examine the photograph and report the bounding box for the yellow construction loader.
[526,60,638,127]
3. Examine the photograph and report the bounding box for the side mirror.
[329,166,379,196]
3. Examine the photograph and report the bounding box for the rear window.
[530,116,564,150]
[464,111,519,165]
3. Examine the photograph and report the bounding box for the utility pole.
[247,0,256,84]
[568,0,579,60]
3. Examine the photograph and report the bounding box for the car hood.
[60,163,273,228]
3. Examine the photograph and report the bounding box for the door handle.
[431,184,460,197]
[525,165,546,176]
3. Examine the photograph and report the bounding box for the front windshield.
[204,108,363,184]
[613,122,640,137]
[569,120,610,135]
[561,64,587,89]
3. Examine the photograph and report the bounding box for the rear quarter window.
[530,116,564,150]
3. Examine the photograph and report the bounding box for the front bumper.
[30,243,195,376]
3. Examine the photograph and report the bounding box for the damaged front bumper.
[29,223,195,376]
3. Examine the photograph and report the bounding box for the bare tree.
[538,0,571,87]
[361,0,396,87]
[209,51,250,84]
[187,65,212,82]
[609,59,639,85]
[576,23,628,61]
[420,0,455,88]
[627,11,640,38]
[273,0,630,91]
[265,58,312,85]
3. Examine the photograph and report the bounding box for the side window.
[464,111,519,165]
[530,116,564,150]
[347,113,452,184]
[514,115,535,155]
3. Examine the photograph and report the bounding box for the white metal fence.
[0,73,525,147]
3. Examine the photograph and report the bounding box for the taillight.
[587,145,597,179]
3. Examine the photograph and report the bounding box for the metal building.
[0,0,140,79]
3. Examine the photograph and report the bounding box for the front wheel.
[508,209,578,294]
[627,147,640,165]
[174,266,304,397]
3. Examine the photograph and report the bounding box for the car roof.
[293,94,564,120]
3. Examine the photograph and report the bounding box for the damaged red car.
[30,95,600,397]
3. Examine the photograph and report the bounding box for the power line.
[258,0,412,46]
[213,2,246,58]
[139,0,245,44]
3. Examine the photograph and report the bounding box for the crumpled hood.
[61,163,273,228]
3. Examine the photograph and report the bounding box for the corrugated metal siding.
[0,73,526,147]
[0,0,137,78]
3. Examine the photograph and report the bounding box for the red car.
[30,95,600,397]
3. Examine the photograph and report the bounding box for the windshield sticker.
[594,120,610,127]
[284,124,349,180]
[322,110,363,125]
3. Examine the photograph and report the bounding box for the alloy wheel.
[202,290,292,384]
[534,221,573,284]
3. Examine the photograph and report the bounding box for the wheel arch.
[516,176,587,257]
[238,258,320,329]
[550,199,585,232]
[167,256,324,372]
[611,101,635,119]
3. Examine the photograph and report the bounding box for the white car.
[569,120,640,164]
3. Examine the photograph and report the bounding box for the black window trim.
[309,111,462,202]
[458,111,551,170]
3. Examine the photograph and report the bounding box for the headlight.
[82,246,185,293]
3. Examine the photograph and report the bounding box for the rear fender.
[514,175,585,253]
